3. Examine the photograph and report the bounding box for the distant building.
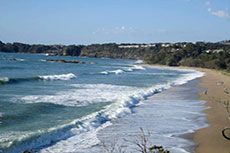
[161,43,171,47]
[205,49,224,54]
[118,43,156,49]
[118,45,140,48]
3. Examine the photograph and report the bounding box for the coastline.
[147,65,230,152]
[83,79,207,153]
[39,64,208,153]
[191,68,230,153]
[4,56,229,152]
[1,53,210,153]
[73,65,208,153]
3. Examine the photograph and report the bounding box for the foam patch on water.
[134,60,144,64]
[19,83,169,107]
[173,70,204,85]
[7,83,170,152]
[40,121,112,153]
[132,65,146,70]
[39,69,205,153]
[0,77,9,83]
[38,73,76,81]
[5,67,205,153]
[101,69,125,75]
[145,65,205,85]
[15,58,25,61]
[100,65,146,75]
[0,73,76,85]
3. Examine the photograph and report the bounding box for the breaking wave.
[134,60,144,64]
[0,73,76,85]
[100,65,146,75]
[38,73,76,81]
[3,67,204,153]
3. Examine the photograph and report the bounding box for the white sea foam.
[20,84,138,106]
[134,60,144,64]
[7,66,205,153]
[38,73,76,81]
[19,83,169,107]
[38,68,205,153]
[100,65,146,75]
[40,121,112,153]
[100,69,125,75]
[132,65,146,70]
[16,83,168,153]
[0,77,9,83]
[8,82,171,152]
[100,71,109,75]
[15,58,25,61]
[110,69,124,74]
[173,70,204,85]
[146,65,205,85]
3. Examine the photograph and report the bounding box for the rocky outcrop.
[46,59,85,64]
[8,58,18,61]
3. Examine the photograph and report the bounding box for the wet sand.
[191,68,230,153]
[81,65,230,153]
[142,64,230,152]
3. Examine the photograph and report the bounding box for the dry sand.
[191,68,230,153]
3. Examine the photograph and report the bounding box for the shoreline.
[83,78,207,153]
[39,64,208,153]
[191,68,230,153]
[147,64,230,152]
[1,52,229,152]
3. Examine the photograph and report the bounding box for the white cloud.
[204,1,230,20]
[211,10,230,19]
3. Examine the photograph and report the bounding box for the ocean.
[0,52,206,153]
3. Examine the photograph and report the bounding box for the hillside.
[1,41,230,71]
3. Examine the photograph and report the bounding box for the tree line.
[1,41,230,71]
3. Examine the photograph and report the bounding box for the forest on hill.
[1,41,230,71]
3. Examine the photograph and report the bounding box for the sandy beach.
[143,64,230,152]
[73,65,208,153]
[191,68,230,153]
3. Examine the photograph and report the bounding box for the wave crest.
[4,67,205,153]
[0,77,9,84]
[0,73,76,85]
[39,73,76,81]
[100,65,146,75]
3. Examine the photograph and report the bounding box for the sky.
[0,0,230,45]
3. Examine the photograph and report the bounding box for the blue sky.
[0,0,229,45]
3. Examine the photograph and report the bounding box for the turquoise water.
[0,53,202,153]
